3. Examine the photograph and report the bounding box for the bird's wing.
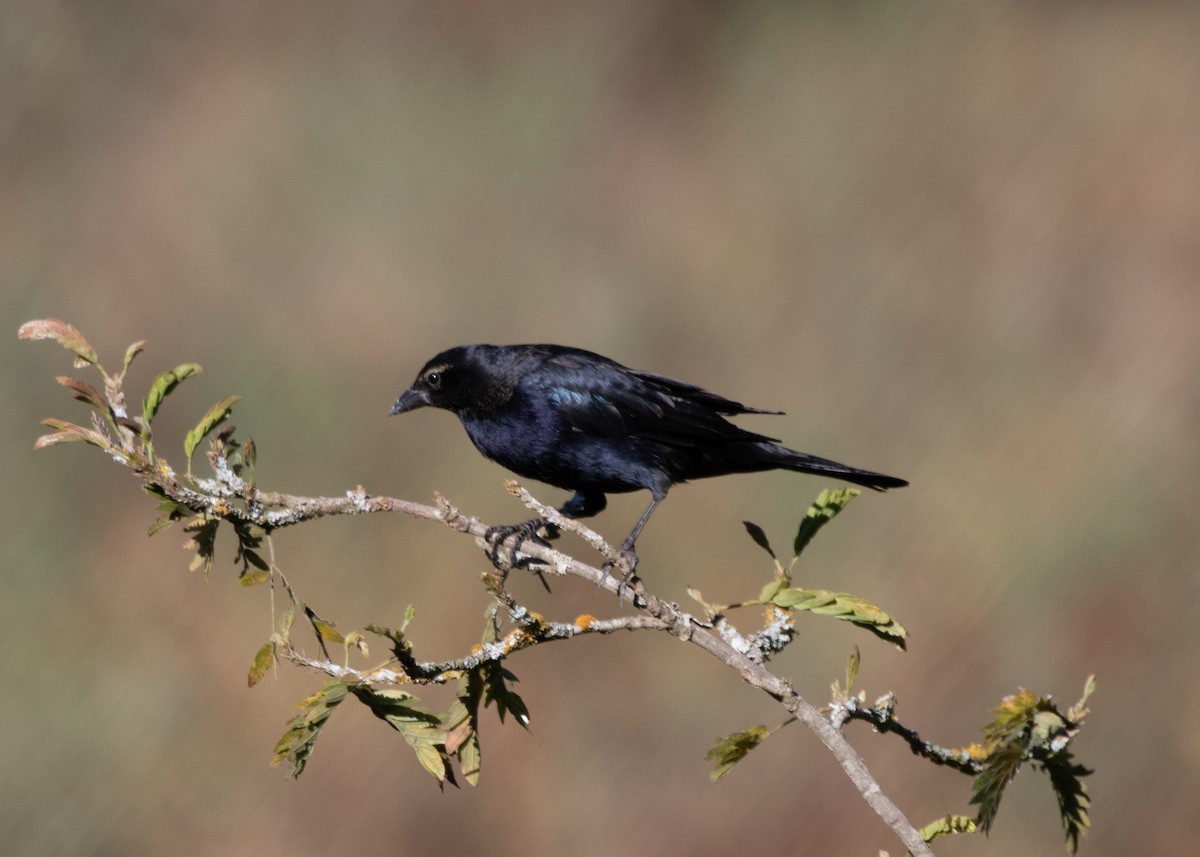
[536,354,780,447]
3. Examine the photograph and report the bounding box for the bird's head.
[390,345,511,417]
[390,347,466,416]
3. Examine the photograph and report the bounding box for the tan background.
[4,3,1198,855]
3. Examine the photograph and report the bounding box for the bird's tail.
[769,446,908,492]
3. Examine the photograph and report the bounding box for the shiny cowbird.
[390,344,906,573]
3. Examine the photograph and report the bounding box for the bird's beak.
[389,387,430,416]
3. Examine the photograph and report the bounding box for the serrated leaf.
[143,363,202,425]
[481,661,531,729]
[982,689,1043,750]
[770,587,907,649]
[970,688,1056,835]
[971,738,1026,834]
[248,642,275,687]
[18,319,98,365]
[742,521,775,558]
[502,689,531,728]
[184,394,240,463]
[792,488,859,557]
[706,725,769,782]
[1043,751,1091,853]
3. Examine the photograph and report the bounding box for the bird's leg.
[609,495,662,606]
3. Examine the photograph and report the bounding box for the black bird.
[390,344,906,572]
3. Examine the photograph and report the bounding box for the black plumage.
[390,344,906,570]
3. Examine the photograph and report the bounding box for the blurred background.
[4,2,1198,855]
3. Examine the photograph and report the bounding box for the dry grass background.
[4,2,1199,855]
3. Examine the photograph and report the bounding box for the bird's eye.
[425,371,442,389]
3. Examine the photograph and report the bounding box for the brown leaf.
[18,319,98,364]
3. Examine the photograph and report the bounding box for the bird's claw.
[484,518,559,570]
[604,547,644,607]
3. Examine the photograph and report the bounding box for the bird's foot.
[604,547,644,607]
[484,518,560,571]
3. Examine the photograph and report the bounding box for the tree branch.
[19,320,1091,856]
[133,455,933,853]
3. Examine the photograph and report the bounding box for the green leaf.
[143,363,202,425]
[792,488,859,557]
[446,672,483,786]
[916,814,977,847]
[845,644,861,692]
[982,689,1042,750]
[971,688,1054,835]
[148,516,179,537]
[756,578,787,605]
[414,740,449,782]
[352,686,453,785]
[18,318,98,366]
[770,587,907,650]
[247,642,275,687]
[706,725,769,782]
[312,618,344,644]
[457,729,481,786]
[742,521,775,559]
[184,394,240,464]
[148,498,191,536]
[270,680,350,778]
[238,567,270,587]
[971,737,1025,834]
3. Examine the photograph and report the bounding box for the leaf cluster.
[740,489,908,650]
[969,679,1094,852]
[19,319,238,476]
[703,491,908,779]
[268,608,530,787]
